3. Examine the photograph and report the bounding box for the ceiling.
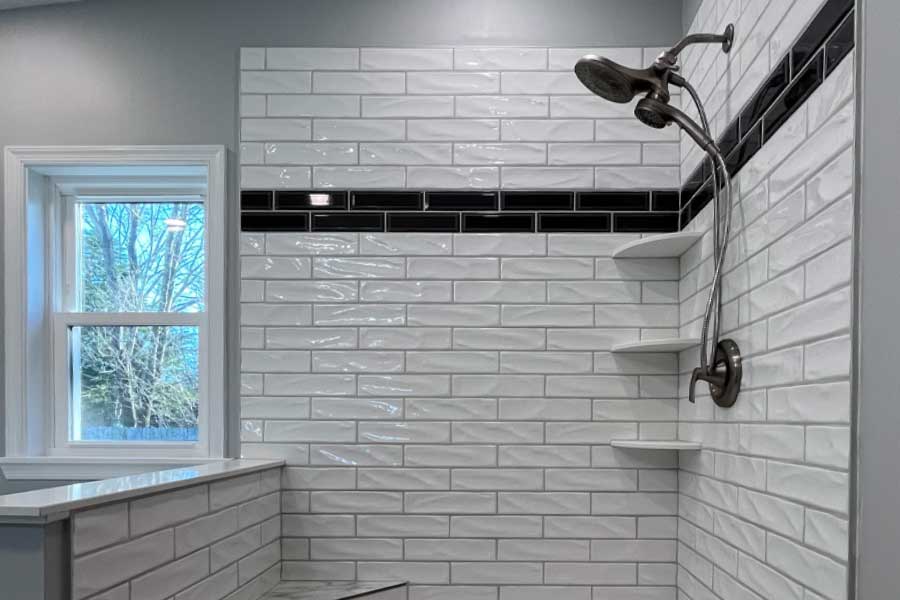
[0,0,80,10]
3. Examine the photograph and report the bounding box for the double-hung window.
[3,147,226,476]
[56,196,207,450]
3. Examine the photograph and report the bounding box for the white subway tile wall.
[677,0,854,598]
[70,468,282,600]
[242,232,682,598]
[239,47,681,190]
[236,12,854,597]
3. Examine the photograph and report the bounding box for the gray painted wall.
[0,0,681,494]
[855,0,900,597]
[682,0,702,32]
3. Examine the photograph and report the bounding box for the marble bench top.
[262,582,408,600]
[0,459,284,519]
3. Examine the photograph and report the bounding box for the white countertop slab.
[0,458,284,518]
[262,581,407,600]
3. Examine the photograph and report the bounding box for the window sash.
[51,312,209,457]
[51,192,211,457]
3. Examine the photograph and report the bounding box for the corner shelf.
[610,440,702,451]
[612,337,700,353]
[612,231,703,259]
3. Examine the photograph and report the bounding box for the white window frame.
[2,146,227,479]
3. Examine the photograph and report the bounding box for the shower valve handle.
[688,339,743,407]
[688,366,726,404]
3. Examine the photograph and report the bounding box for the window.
[3,147,226,475]
[57,199,206,445]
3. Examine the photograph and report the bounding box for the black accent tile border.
[277,190,347,211]
[426,191,497,211]
[501,191,574,211]
[387,212,460,232]
[241,4,854,235]
[241,189,680,233]
[353,191,422,211]
[679,3,855,227]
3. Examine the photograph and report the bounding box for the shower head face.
[635,96,717,154]
[634,97,669,129]
[574,55,641,103]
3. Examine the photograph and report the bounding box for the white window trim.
[2,146,227,479]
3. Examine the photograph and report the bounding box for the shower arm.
[657,25,735,67]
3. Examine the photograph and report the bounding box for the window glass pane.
[70,325,199,442]
[77,202,205,312]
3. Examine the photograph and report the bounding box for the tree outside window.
[69,201,205,442]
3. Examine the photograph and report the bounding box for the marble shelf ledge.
[262,581,408,600]
[0,458,284,519]
[612,337,701,353]
[611,440,702,451]
[612,231,703,258]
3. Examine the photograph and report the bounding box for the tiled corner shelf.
[611,337,701,353]
[611,231,703,258]
[611,440,702,451]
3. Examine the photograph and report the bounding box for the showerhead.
[575,54,716,156]
[634,96,717,155]
[574,55,669,104]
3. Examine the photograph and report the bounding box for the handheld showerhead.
[633,96,718,157]
[574,55,669,104]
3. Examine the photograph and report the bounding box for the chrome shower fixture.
[574,25,742,409]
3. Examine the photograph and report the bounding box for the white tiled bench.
[261,581,407,600]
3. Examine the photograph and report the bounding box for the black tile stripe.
[739,57,790,139]
[353,191,423,211]
[763,50,824,139]
[241,4,854,234]
[680,5,855,228]
[578,191,650,212]
[242,189,680,232]
[825,11,854,75]
[614,212,679,233]
[387,212,460,232]
[791,0,854,76]
[462,213,535,233]
[426,191,498,211]
[311,212,383,232]
[240,190,273,211]
[538,213,610,232]
[242,211,308,231]
[277,190,348,210]
[501,191,574,211]
[651,191,680,212]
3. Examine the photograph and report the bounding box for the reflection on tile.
[277,191,348,211]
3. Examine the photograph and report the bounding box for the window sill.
[0,456,225,481]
